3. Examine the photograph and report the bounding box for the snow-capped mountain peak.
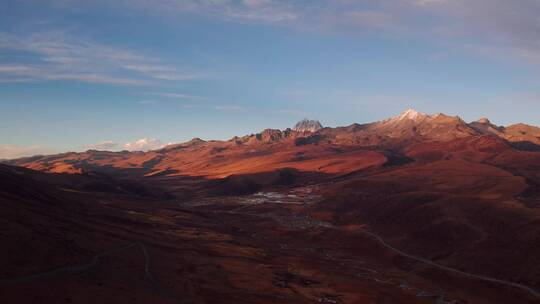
[397,109,427,121]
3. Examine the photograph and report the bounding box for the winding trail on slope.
[356,229,540,299]
[0,241,182,303]
[218,199,540,299]
[204,191,540,300]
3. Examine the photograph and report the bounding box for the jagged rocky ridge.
[293,119,323,133]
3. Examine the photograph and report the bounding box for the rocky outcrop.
[293,119,323,133]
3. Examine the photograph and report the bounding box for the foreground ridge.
[0,241,181,303]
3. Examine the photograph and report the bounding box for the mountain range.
[1,109,540,303]
[6,109,540,177]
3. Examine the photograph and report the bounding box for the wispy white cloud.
[271,109,311,117]
[412,0,540,68]
[0,31,205,85]
[6,1,538,85]
[14,1,540,75]
[150,92,206,100]
[145,92,244,111]
[137,100,159,105]
[345,10,395,30]
[115,0,540,71]
[123,138,164,151]
[213,105,246,112]
[176,103,245,111]
[122,64,205,81]
[242,0,272,8]
[84,138,165,152]
[85,140,119,151]
[126,0,297,23]
[413,0,447,7]
[0,144,54,159]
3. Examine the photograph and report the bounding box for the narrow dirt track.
[356,229,540,299]
[216,193,540,300]
[211,189,540,300]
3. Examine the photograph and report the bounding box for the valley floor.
[1,186,538,304]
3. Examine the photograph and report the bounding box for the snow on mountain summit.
[396,109,427,121]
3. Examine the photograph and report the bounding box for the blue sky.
[1,0,540,158]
